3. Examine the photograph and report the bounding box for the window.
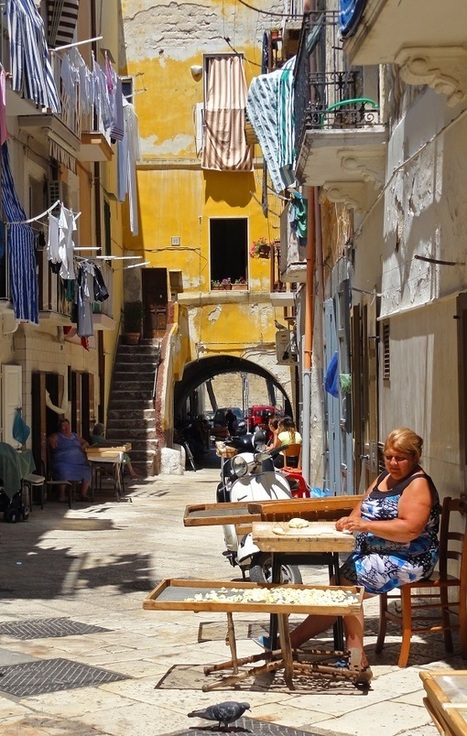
[121,77,133,104]
[210,218,247,285]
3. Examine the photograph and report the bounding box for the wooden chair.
[41,457,74,509]
[375,496,467,667]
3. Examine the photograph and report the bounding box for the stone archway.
[173,355,292,422]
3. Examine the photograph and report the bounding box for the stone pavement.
[0,465,463,736]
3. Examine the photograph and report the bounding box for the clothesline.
[7,199,61,225]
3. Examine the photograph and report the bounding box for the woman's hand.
[339,516,369,533]
[335,515,352,531]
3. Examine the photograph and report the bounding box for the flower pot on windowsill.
[232,283,247,290]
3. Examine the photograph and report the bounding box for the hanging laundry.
[7,0,60,112]
[118,101,141,234]
[57,205,77,280]
[93,264,109,302]
[76,261,94,337]
[0,69,8,146]
[110,76,124,142]
[1,143,38,323]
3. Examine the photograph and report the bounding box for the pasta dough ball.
[288,517,309,529]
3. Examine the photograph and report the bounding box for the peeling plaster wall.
[381,88,467,317]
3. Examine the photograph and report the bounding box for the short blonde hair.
[384,427,423,462]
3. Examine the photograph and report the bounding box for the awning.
[47,0,79,48]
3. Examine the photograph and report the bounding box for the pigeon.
[274,320,287,331]
[187,700,251,729]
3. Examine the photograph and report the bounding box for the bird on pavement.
[187,701,251,729]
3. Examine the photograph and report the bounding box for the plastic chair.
[282,443,302,469]
[282,444,309,498]
[375,496,467,667]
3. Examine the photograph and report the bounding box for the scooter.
[215,433,302,584]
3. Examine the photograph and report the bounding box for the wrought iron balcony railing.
[294,10,381,151]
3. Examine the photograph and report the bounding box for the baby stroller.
[0,480,30,522]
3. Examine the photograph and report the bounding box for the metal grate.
[172,718,321,736]
[0,618,111,640]
[0,658,128,697]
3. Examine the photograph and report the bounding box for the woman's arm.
[77,435,89,450]
[338,477,433,542]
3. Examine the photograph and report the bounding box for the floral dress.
[340,468,440,594]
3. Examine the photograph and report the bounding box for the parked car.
[212,407,247,439]
[246,405,282,432]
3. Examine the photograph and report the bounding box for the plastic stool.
[22,474,46,510]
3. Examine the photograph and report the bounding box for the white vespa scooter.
[216,434,302,584]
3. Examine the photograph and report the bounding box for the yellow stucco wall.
[121,1,288,430]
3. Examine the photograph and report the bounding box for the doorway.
[142,268,168,338]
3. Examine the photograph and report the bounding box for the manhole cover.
[0,658,129,696]
[170,718,320,736]
[0,618,111,639]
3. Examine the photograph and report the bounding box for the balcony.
[294,11,386,209]
[281,0,306,60]
[342,0,467,107]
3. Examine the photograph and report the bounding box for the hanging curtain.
[1,143,39,323]
[46,0,79,48]
[201,55,253,172]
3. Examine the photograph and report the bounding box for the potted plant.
[122,300,144,344]
[232,277,247,291]
[221,277,232,290]
[250,237,271,259]
[211,279,222,290]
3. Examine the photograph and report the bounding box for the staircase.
[105,340,161,477]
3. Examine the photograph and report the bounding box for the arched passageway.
[173,355,292,419]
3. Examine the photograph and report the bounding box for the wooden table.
[86,445,131,501]
[143,578,366,691]
[420,670,467,736]
[252,521,356,649]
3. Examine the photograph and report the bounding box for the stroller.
[0,440,31,522]
[0,481,30,522]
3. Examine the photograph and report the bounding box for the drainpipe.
[301,185,316,484]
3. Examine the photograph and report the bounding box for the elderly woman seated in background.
[90,423,138,478]
[48,418,92,501]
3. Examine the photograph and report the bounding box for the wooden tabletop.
[252,521,355,553]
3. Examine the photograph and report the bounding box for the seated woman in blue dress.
[256,427,440,681]
[48,418,92,501]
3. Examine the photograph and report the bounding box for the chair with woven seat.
[375,495,467,667]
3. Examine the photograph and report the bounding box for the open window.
[210,218,247,287]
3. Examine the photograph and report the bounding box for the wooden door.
[142,268,168,337]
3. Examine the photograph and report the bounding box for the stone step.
[107,409,155,422]
[106,426,156,436]
[108,391,154,403]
